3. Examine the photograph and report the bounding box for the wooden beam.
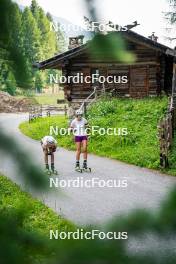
[71,62,159,67]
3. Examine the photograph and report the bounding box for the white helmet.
[75,109,83,116]
[47,136,55,144]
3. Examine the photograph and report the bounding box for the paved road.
[0,113,176,227]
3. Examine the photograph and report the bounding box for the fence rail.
[29,105,67,122]
[79,84,108,116]
[29,105,42,122]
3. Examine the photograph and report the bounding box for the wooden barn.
[36,30,176,106]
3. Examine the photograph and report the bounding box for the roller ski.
[45,169,52,175]
[82,161,91,172]
[51,169,58,175]
[82,167,91,172]
[44,165,52,176]
[75,161,83,173]
[51,164,58,175]
[75,167,83,173]
[45,169,58,176]
[44,164,58,176]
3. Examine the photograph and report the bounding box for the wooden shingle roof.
[35,30,176,70]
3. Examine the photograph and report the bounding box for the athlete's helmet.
[75,109,83,116]
[47,137,55,144]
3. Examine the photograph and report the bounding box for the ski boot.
[82,160,91,172]
[45,164,51,175]
[51,164,58,175]
[75,161,82,173]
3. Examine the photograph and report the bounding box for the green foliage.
[56,22,67,52]
[0,175,74,235]
[5,71,17,95]
[22,7,41,64]
[30,0,38,15]
[0,0,66,93]
[34,71,44,93]
[88,33,136,63]
[166,133,176,175]
[0,0,31,89]
[0,129,48,190]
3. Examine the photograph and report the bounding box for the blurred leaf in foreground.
[88,33,136,63]
[0,129,48,190]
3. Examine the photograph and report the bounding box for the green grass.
[0,174,75,263]
[19,96,176,175]
[15,92,65,106]
[0,174,74,236]
[34,93,64,105]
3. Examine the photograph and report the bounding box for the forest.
[0,0,65,95]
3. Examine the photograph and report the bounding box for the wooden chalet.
[35,30,176,106]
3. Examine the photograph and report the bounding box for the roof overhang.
[35,30,176,70]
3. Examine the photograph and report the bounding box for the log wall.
[63,40,172,101]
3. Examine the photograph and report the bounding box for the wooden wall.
[63,40,172,101]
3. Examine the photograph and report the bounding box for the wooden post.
[172,63,176,129]
[84,103,87,117]
[46,107,51,117]
[94,87,97,100]
[64,105,67,117]
[102,83,106,95]
[40,105,43,117]
[172,63,176,97]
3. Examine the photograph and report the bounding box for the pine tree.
[22,7,41,63]
[30,0,39,17]
[21,6,42,89]
[31,4,64,91]
[46,12,53,22]
[56,22,67,52]
[8,2,31,88]
[33,7,58,60]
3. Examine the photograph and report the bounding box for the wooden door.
[130,67,149,98]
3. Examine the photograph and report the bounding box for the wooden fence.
[29,105,67,122]
[158,97,175,168]
[29,105,42,122]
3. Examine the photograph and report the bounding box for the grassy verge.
[0,174,75,262]
[34,93,64,105]
[15,92,65,106]
[19,97,176,175]
[0,174,74,235]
